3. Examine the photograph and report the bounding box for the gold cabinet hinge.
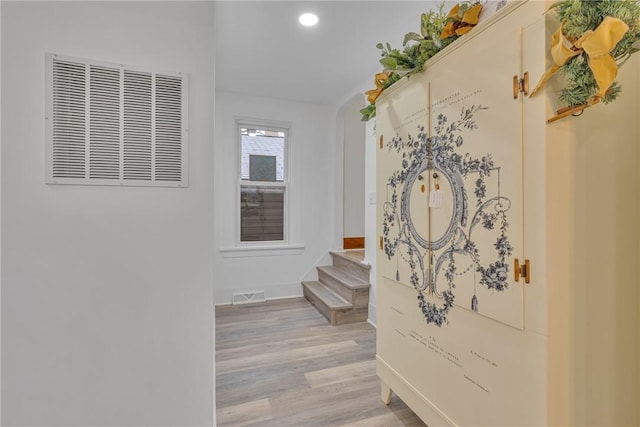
[512,72,529,99]
[380,236,384,250]
[379,134,384,149]
[514,258,530,284]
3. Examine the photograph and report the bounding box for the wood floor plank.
[216,316,329,349]
[216,398,273,427]
[219,315,366,339]
[256,375,418,427]
[336,408,427,427]
[217,340,360,375]
[216,308,328,341]
[217,325,375,362]
[216,347,377,408]
[216,345,378,408]
[216,298,426,427]
[304,360,376,389]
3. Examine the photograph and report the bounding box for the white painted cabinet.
[375,1,640,425]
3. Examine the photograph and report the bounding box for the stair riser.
[318,269,355,303]
[335,307,369,325]
[303,287,369,326]
[331,255,370,282]
[352,288,370,309]
[317,270,369,308]
[303,286,336,325]
[318,270,369,308]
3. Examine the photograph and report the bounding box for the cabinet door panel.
[426,22,524,329]
[376,73,430,290]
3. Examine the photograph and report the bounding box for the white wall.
[214,91,336,303]
[0,2,3,422]
[338,84,384,328]
[342,98,365,239]
[1,2,215,425]
[364,118,378,325]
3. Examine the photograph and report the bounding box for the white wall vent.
[232,291,267,305]
[45,53,188,187]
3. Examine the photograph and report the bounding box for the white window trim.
[219,244,305,258]
[44,52,189,187]
[233,117,299,250]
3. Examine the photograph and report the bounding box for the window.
[45,53,188,187]
[239,124,288,242]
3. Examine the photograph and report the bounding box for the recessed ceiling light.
[298,13,318,27]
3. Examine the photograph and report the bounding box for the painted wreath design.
[382,105,513,326]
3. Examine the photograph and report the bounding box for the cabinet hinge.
[512,72,529,99]
[380,236,384,250]
[514,258,531,284]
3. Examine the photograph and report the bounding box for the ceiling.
[215,1,448,107]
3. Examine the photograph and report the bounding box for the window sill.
[219,244,305,258]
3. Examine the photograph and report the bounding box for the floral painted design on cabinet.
[376,31,524,328]
[381,104,513,326]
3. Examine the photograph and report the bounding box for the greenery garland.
[361,0,640,122]
[550,0,640,108]
[360,2,481,121]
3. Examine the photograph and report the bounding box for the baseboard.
[215,282,303,306]
[368,302,377,327]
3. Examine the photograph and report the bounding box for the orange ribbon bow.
[440,3,483,39]
[365,72,392,104]
[530,16,629,104]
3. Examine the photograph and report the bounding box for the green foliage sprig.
[360,3,450,121]
[360,2,479,121]
[378,4,455,76]
[551,0,640,108]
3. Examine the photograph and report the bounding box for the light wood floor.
[215,297,427,427]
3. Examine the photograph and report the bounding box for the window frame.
[236,119,291,246]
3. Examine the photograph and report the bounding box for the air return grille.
[123,70,153,181]
[155,75,183,182]
[45,53,188,187]
[232,291,267,305]
[51,59,86,179]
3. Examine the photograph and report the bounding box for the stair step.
[302,281,368,326]
[317,266,370,290]
[302,281,352,310]
[330,250,371,267]
[330,251,371,282]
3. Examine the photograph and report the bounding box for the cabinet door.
[425,21,524,330]
[376,29,525,330]
[376,73,430,291]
